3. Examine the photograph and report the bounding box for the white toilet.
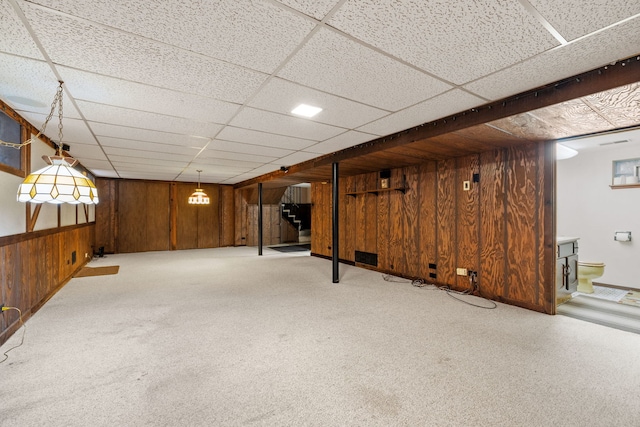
[577,262,605,293]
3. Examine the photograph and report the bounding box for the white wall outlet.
[463,181,470,191]
[456,268,468,276]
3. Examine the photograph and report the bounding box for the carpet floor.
[1,246,640,426]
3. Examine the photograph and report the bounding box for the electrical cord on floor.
[382,274,497,309]
[0,307,26,364]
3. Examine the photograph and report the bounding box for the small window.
[0,110,26,176]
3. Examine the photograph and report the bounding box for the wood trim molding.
[0,222,94,247]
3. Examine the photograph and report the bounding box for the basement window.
[0,110,26,177]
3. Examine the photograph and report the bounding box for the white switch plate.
[456,268,468,276]
[463,181,470,191]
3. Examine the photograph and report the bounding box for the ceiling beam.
[235,54,640,189]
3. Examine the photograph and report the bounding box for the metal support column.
[332,162,339,283]
[258,182,263,256]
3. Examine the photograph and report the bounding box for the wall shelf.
[610,184,640,189]
[345,187,407,197]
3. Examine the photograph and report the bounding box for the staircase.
[280,186,312,244]
[282,204,303,230]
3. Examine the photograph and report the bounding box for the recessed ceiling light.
[291,104,322,118]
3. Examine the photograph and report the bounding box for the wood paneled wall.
[0,224,94,345]
[312,142,555,313]
[234,188,290,247]
[95,178,235,253]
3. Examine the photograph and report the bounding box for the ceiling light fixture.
[291,103,322,118]
[16,81,99,205]
[556,143,578,160]
[188,170,210,205]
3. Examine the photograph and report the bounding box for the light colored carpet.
[1,246,640,426]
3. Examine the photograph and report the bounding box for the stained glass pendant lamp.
[16,81,99,205]
[188,170,210,205]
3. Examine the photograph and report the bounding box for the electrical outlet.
[456,268,468,276]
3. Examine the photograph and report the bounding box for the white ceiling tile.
[185,163,253,175]
[249,77,388,128]
[217,126,315,151]
[270,151,319,166]
[58,67,240,124]
[63,142,106,161]
[529,0,640,41]
[197,148,277,165]
[230,107,344,141]
[117,171,178,181]
[22,3,268,104]
[328,0,559,85]
[464,17,640,101]
[16,112,92,146]
[191,157,263,169]
[76,101,224,138]
[0,55,81,119]
[98,136,201,158]
[0,1,43,59]
[81,165,118,178]
[90,123,209,148]
[28,0,315,74]
[110,156,188,168]
[304,130,377,154]
[278,28,452,110]
[211,139,294,158]
[275,0,340,20]
[357,90,486,136]
[103,144,195,162]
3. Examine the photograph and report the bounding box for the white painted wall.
[0,131,97,236]
[557,143,640,290]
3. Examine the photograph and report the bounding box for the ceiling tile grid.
[0,55,82,119]
[58,68,241,125]
[303,130,380,155]
[357,89,487,137]
[275,0,340,20]
[217,127,318,151]
[528,0,640,41]
[21,3,268,104]
[463,16,640,101]
[277,28,453,111]
[0,1,43,59]
[90,123,211,149]
[26,0,317,74]
[248,77,389,129]
[75,101,224,140]
[230,107,345,142]
[1,0,639,185]
[328,0,559,85]
[208,139,294,159]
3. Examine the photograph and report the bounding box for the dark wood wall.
[234,187,288,247]
[312,142,555,313]
[95,178,235,253]
[0,224,94,345]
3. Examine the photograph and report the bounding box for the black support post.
[258,182,263,256]
[332,162,339,283]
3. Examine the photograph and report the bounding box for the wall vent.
[355,251,378,266]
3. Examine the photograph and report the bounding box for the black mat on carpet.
[270,244,311,253]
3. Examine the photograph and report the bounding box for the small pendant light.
[188,170,209,205]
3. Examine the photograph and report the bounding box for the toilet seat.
[578,261,605,267]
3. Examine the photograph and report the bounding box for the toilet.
[577,262,605,293]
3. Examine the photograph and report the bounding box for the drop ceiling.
[0,0,639,186]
